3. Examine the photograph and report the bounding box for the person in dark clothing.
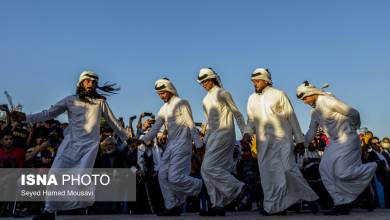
[301,138,333,210]
[97,137,127,168]
[0,130,25,168]
[0,130,26,217]
[236,141,261,211]
[363,137,390,208]
[93,137,126,214]
[11,122,30,151]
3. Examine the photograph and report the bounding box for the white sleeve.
[202,103,210,142]
[141,113,164,143]
[244,96,256,135]
[101,100,129,142]
[202,102,209,129]
[26,97,68,123]
[304,112,319,148]
[328,97,361,130]
[281,92,304,144]
[221,90,246,135]
[180,101,203,148]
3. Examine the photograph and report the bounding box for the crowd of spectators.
[0,112,389,217]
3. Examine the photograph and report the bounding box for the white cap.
[77,70,99,86]
[155,78,179,96]
[197,67,224,88]
[296,81,330,100]
[251,68,272,84]
[197,68,218,83]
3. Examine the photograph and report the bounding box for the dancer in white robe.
[197,68,248,216]
[140,78,203,216]
[11,71,131,220]
[296,81,378,215]
[243,68,319,216]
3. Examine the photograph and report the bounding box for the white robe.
[141,96,202,209]
[304,95,377,206]
[246,86,318,213]
[201,86,246,207]
[26,95,129,211]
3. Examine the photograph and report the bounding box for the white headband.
[77,70,99,86]
[197,68,217,83]
[251,68,272,84]
[296,81,330,100]
[155,78,179,96]
[197,68,224,88]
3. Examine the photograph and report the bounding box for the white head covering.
[77,70,99,86]
[197,67,224,88]
[251,68,272,84]
[155,78,179,96]
[296,81,330,100]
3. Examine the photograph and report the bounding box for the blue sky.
[1,0,389,138]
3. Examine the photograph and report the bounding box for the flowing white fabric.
[26,95,129,211]
[141,96,202,209]
[245,86,318,213]
[201,86,246,207]
[304,95,377,205]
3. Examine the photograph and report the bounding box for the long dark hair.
[210,78,221,88]
[207,68,221,88]
[77,82,120,103]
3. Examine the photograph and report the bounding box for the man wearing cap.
[197,68,248,216]
[139,78,203,216]
[243,68,319,216]
[12,71,130,220]
[296,81,378,215]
